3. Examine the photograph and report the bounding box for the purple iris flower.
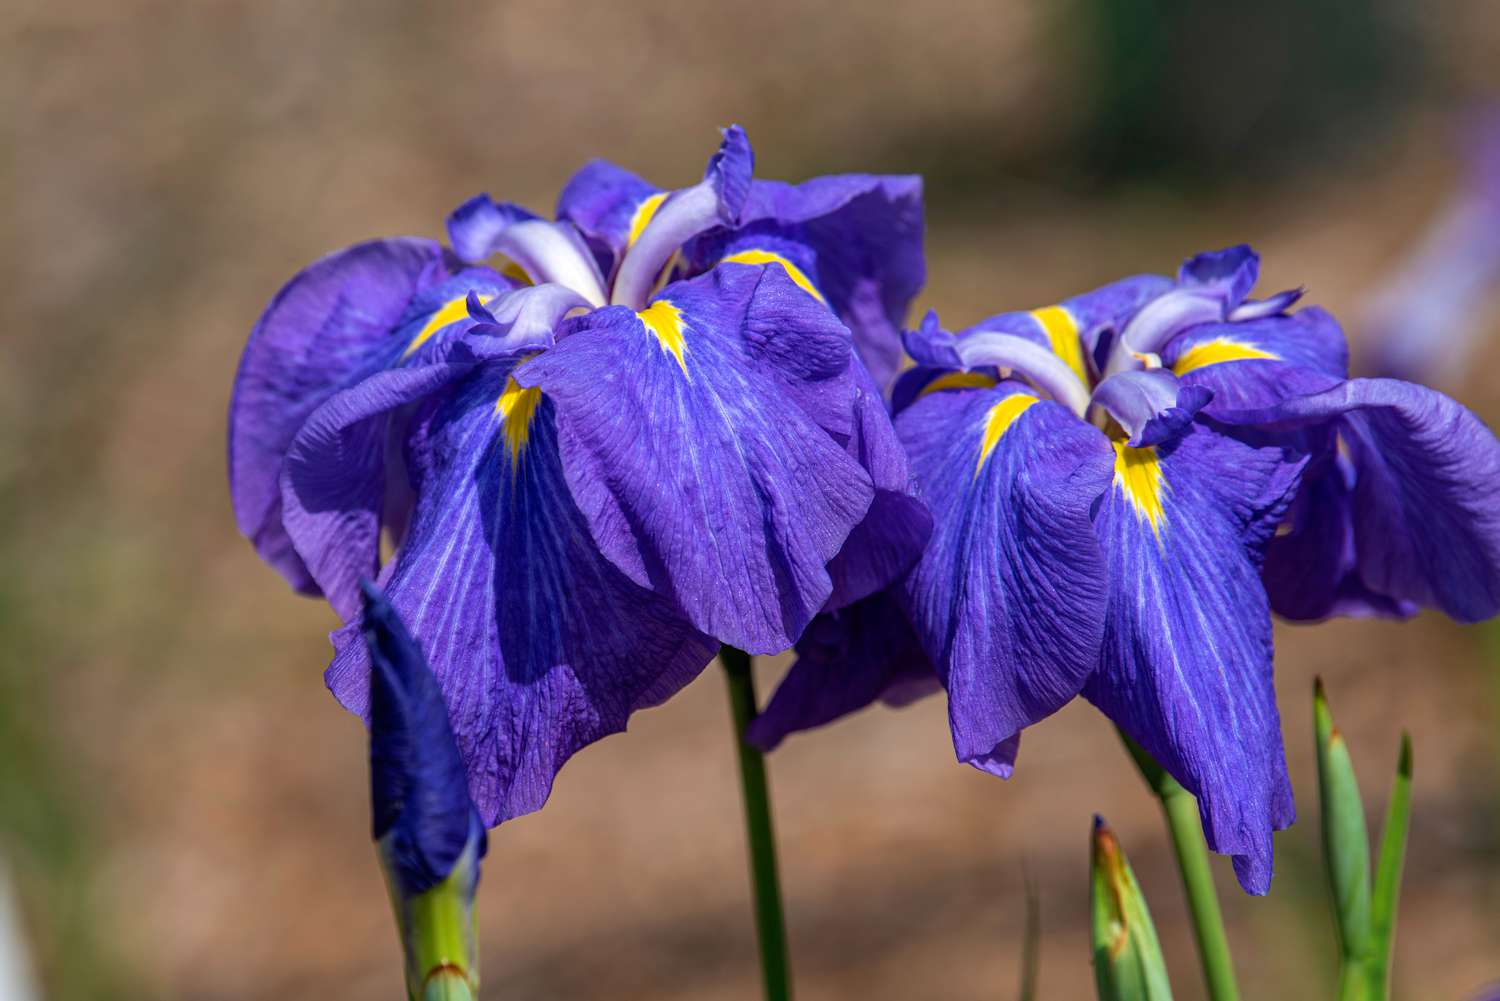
[228,126,929,826]
[755,245,1500,894]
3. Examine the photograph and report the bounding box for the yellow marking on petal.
[1171,337,1278,376]
[500,259,532,285]
[1031,305,1089,384]
[918,371,999,399]
[626,191,668,247]
[1112,440,1166,536]
[638,299,688,374]
[402,294,495,359]
[494,377,542,465]
[976,394,1040,475]
[720,249,828,304]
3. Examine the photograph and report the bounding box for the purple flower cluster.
[231,127,1500,896]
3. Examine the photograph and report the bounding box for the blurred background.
[6,0,1500,997]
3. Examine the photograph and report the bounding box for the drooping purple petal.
[229,237,461,593]
[1261,440,1419,622]
[1090,368,1213,447]
[1219,378,1500,622]
[515,262,874,653]
[746,591,939,752]
[328,364,717,826]
[279,285,583,621]
[362,579,484,895]
[824,358,932,609]
[896,382,1115,776]
[686,173,925,387]
[1082,425,1305,894]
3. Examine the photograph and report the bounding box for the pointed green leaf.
[1091,816,1174,1001]
[1368,732,1413,1001]
[1314,678,1373,961]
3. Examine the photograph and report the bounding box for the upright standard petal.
[1220,378,1500,622]
[687,174,926,387]
[514,263,875,653]
[746,591,939,752]
[1082,425,1304,893]
[897,383,1115,776]
[327,363,717,825]
[229,237,456,591]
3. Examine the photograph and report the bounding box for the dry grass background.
[5,1,1500,998]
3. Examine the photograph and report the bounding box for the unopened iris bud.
[362,580,487,1001]
[1090,816,1173,1001]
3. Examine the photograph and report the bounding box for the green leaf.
[1091,816,1174,1001]
[1368,732,1413,1001]
[1313,678,1373,962]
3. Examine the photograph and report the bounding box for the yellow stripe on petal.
[1112,440,1166,536]
[719,249,827,304]
[976,394,1040,475]
[626,192,668,247]
[495,377,542,465]
[1171,337,1278,376]
[918,371,999,399]
[1031,305,1089,384]
[638,299,688,374]
[403,294,495,359]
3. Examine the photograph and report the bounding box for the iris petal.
[1221,378,1500,622]
[229,237,460,594]
[1082,425,1304,894]
[896,383,1114,774]
[687,174,925,388]
[514,263,873,653]
[746,592,939,752]
[1163,307,1349,414]
[327,365,717,825]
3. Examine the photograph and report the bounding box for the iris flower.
[228,127,928,826]
[754,246,1500,893]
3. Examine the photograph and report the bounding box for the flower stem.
[1120,729,1241,1001]
[720,645,792,1001]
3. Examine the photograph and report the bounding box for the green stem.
[720,646,792,1001]
[1121,731,1241,1001]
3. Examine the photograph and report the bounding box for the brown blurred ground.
[5,1,1500,999]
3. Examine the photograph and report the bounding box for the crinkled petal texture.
[326,362,717,825]
[686,175,926,388]
[897,384,1115,777]
[229,237,459,591]
[277,283,565,621]
[514,263,875,653]
[1222,378,1500,622]
[1081,426,1304,894]
[746,591,939,752]
[824,359,932,610]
